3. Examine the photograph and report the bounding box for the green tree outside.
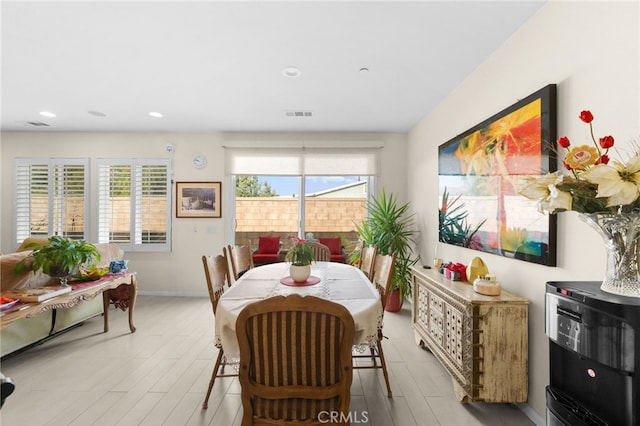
[236,176,277,197]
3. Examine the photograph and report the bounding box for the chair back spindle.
[305,241,331,262]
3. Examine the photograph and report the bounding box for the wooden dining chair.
[353,252,396,397]
[225,244,254,281]
[236,294,355,426]
[357,242,377,279]
[305,241,331,262]
[201,254,237,409]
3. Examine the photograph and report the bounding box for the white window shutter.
[97,158,171,252]
[14,158,89,246]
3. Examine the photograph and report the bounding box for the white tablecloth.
[215,262,382,359]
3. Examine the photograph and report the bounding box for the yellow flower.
[564,145,600,170]
[581,155,640,206]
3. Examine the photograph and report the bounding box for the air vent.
[26,121,50,127]
[285,110,313,118]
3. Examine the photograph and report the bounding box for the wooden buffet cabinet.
[411,267,530,403]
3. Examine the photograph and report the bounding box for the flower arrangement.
[285,237,315,266]
[519,110,640,214]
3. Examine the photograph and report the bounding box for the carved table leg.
[102,291,110,333]
[413,330,425,347]
[128,276,137,333]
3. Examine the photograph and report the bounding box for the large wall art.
[438,84,557,266]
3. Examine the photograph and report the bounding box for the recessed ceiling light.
[88,110,107,117]
[39,111,56,118]
[149,111,163,118]
[282,66,301,78]
[359,67,369,74]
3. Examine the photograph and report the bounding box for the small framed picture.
[176,181,221,218]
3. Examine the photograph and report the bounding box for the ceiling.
[1,1,545,133]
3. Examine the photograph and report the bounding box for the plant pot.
[385,288,403,312]
[48,264,80,287]
[290,265,311,282]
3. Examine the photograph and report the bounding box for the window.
[97,158,172,252]
[15,158,89,245]
[232,175,371,253]
[226,145,379,251]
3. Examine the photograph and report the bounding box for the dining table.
[215,261,383,359]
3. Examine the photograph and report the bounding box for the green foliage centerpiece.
[16,236,101,286]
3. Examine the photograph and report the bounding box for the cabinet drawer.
[430,293,445,313]
[428,321,444,346]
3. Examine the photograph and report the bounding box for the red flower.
[579,110,594,123]
[558,136,571,148]
[563,161,572,170]
[599,135,614,149]
[596,154,610,165]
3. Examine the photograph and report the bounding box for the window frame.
[97,158,172,252]
[14,157,90,246]
[225,145,380,244]
[229,174,375,243]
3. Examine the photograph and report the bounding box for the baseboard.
[137,290,208,297]
[517,403,545,426]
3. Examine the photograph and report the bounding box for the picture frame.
[438,84,557,266]
[176,181,221,218]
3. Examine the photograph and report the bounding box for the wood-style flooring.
[0,296,534,425]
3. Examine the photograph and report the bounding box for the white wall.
[0,131,406,294]
[407,0,639,420]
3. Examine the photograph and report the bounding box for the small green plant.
[15,236,101,277]
[285,238,315,266]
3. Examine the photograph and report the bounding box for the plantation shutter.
[97,158,172,252]
[14,158,89,246]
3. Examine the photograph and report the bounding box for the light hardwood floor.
[1,296,534,425]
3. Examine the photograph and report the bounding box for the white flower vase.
[580,212,640,297]
[290,264,311,283]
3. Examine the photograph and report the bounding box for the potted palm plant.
[15,236,101,286]
[353,189,419,311]
[285,238,315,282]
